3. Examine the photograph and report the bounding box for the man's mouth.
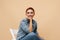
[28,15,32,17]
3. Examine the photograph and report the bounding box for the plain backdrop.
[0,0,60,40]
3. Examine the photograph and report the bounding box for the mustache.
[28,15,33,17]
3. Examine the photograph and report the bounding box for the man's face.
[26,9,35,19]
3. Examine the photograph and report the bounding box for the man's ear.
[34,13,35,15]
[25,13,27,16]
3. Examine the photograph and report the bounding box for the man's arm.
[29,19,33,32]
[20,20,30,33]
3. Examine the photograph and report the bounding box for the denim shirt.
[16,18,38,40]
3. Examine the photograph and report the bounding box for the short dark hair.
[26,7,35,12]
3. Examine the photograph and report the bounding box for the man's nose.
[28,14,32,15]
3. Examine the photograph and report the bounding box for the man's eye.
[27,12,29,14]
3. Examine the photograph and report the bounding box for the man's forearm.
[29,19,33,32]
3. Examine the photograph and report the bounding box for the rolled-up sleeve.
[20,21,30,33]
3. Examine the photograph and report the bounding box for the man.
[16,7,42,40]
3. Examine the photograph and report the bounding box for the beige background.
[0,0,60,40]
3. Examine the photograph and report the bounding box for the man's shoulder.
[21,18,27,23]
[33,19,37,23]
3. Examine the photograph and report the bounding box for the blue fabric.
[16,18,40,40]
[20,32,41,40]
